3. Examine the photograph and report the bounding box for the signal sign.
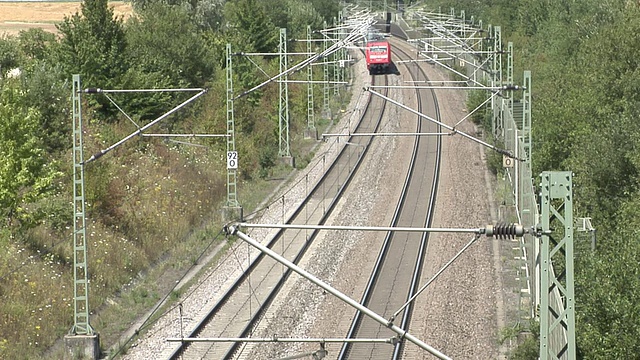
[227,151,238,169]
[503,155,514,168]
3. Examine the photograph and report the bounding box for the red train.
[365,41,391,75]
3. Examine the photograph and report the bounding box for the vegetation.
[431,0,640,358]
[9,0,639,358]
[0,0,342,358]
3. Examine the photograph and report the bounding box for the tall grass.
[0,118,226,359]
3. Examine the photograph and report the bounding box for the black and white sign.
[227,151,238,169]
[503,155,514,168]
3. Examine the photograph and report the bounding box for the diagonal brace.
[223,225,451,360]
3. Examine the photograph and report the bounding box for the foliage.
[56,0,128,115]
[466,89,489,126]
[0,82,59,225]
[189,0,226,31]
[17,29,57,62]
[511,334,539,360]
[575,232,640,358]
[261,0,324,40]
[126,3,214,88]
[223,0,278,54]
[0,36,23,76]
[428,0,640,358]
[56,0,127,83]
[0,0,342,357]
[122,2,216,120]
[129,0,226,31]
[19,62,71,153]
[500,320,539,360]
[308,0,341,22]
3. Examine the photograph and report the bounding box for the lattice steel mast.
[226,43,240,209]
[539,172,576,360]
[279,28,291,158]
[71,75,94,337]
[306,25,317,139]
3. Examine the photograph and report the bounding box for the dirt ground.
[0,1,132,36]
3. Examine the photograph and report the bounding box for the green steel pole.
[539,171,577,360]
[71,75,94,336]
[226,44,240,208]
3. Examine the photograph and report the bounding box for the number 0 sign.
[503,155,514,168]
[227,151,238,169]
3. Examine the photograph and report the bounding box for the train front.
[365,41,391,75]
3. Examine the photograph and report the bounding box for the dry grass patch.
[0,1,133,36]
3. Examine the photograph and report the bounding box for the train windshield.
[369,46,387,53]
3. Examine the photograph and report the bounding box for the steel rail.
[337,38,443,360]
[394,42,443,360]
[221,77,390,360]
[217,76,391,360]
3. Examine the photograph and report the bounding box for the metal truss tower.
[460,10,466,39]
[71,75,94,337]
[66,74,101,359]
[333,17,340,97]
[226,44,240,209]
[279,28,291,158]
[522,71,532,163]
[322,21,331,120]
[519,70,534,244]
[492,26,503,139]
[539,171,576,360]
[338,11,345,91]
[521,72,535,319]
[507,42,514,111]
[306,25,316,138]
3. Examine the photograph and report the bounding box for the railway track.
[168,74,393,359]
[106,11,478,360]
[338,39,442,360]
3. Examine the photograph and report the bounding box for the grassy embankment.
[0,4,348,357]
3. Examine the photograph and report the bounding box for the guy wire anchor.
[482,223,525,239]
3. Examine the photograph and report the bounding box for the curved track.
[169,74,392,359]
[338,39,442,360]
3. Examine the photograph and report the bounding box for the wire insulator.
[484,223,524,239]
[223,225,238,236]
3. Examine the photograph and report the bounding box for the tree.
[122,3,215,120]
[19,62,70,153]
[261,0,323,40]
[126,3,214,88]
[0,36,23,77]
[224,0,278,54]
[0,81,59,226]
[17,29,57,63]
[308,0,340,23]
[128,0,226,31]
[576,197,640,358]
[56,0,128,101]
